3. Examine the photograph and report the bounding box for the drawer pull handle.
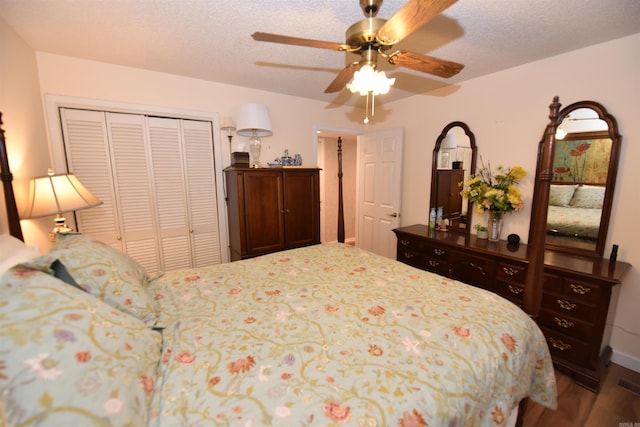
[557,299,576,311]
[503,267,519,276]
[554,317,574,329]
[508,285,523,295]
[428,260,439,267]
[403,252,414,259]
[434,248,445,256]
[569,284,591,295]
[400,239,410,246]
[549,337,572,351]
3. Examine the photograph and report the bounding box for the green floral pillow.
[0,264,162,426]
[549,184,577,207]
[570,185,605,209]
[49,233,159,326]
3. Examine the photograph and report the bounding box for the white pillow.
[0,234,41,276]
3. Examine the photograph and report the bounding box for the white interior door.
[356,128,404,258]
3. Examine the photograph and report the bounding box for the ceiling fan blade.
[388,50,463,78]
[325,62,362,93]
[252,32,350,51]
[377,0,458,45]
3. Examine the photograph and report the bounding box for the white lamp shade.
[21,172,102,219]
[236,103,273,137]
[220,116,236,131]
[441,133,459,149]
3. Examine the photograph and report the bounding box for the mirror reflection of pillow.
[549,185,577,207]
[570,185,605,209]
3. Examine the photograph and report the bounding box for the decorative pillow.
[0,234,40,277]
[549,185,577,207]
[0,265,162,426]
[49,233,158,326]
[570,185,605,209]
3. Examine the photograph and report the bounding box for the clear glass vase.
[488,212,503,242]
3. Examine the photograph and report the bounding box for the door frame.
[314,126,362,245]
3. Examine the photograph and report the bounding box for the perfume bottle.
[429,208,436,230]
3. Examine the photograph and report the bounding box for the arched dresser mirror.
[430,121,477,233]
[528,100,621,258]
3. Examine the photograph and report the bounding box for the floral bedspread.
[547,205,602,240]
[148,243,556,426]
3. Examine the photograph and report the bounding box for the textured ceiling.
[1,0,639,108]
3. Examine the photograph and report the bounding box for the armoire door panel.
[243,171,285,255]
[284,171,319,248]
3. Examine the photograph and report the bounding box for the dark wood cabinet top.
[394,224,630,285]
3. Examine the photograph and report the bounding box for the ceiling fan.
[252,0,464,95]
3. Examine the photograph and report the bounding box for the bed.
[1,113,557,426]
[545,184,604,240]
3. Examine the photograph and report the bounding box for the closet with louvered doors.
[59,108,222,273]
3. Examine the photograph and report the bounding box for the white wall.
[387,33,640,370]
[35,52,371,170]
[0,17,54,252]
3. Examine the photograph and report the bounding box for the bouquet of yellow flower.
[461,160,526,216]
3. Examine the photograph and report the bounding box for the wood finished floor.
[523,363,640,427]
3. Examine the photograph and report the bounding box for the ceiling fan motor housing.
[346,18,388,52]
[359,0,383,17]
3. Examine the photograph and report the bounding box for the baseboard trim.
[611,349,640,373]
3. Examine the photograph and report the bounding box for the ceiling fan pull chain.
[364,92,370,124]
[372,93,376,117]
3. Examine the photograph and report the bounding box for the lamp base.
[50,214,74,242]
[249,133,262,168]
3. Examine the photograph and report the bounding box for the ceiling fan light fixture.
[346,64,395,96]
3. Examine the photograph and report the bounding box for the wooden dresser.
[394,224,631,391]
[225,167,320,261]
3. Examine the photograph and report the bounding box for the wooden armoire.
[224,167,320,261]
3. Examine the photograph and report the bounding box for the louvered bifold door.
[60,109,123,249]
[104,112,161,272]
[180,120,221,267]
[147,117,191,270]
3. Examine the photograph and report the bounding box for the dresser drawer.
[538,308,593,341]
[540,326,590,366]
[563,278,603,303]
[493,281,524,304]
[542,292,598,319]
[451,252,493,289]
[397,248,426,269]
[544,273,603,303]
[496,262,527,284]
[397,248,450,276]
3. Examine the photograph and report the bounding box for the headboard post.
[522,96,561,316]
[0,112,24,241]
[337,136,345,243]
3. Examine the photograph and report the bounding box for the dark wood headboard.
[0,112,24,241]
